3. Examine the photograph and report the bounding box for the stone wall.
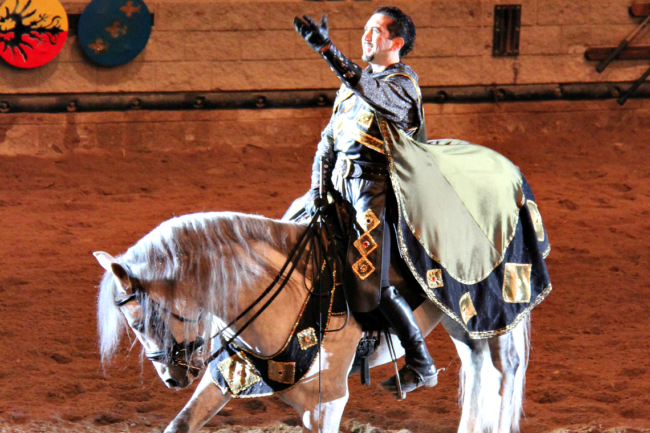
[2,98,649,157]
[2,0,650,94]
[2,0,649,156]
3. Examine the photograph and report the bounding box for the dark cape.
[377,113,551,338]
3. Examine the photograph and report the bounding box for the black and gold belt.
[335,153,387,181]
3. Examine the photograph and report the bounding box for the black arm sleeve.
[310,115,336,191]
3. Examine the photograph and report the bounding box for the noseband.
[114,279,205,376]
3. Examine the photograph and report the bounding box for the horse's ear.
[110,263,132,293]
[93,251,116,272]
[93,251,132,293]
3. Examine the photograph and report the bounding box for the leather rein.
[113,211,337,375]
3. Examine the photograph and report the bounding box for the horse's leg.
[279,316,361,433]
[163,372,231,433]
[442,316,501,433]
[487,316,530,433]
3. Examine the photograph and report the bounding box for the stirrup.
[378,365,441,398]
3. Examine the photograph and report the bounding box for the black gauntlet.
[320,43,363,87]
[294,15,363,87]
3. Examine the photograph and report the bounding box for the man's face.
[361,13,398,64]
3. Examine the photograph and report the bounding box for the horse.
[94,211,530,433]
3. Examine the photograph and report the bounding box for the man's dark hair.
[375,6,416,58]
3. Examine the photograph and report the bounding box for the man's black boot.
[377,286,438,397]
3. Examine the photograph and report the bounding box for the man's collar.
[367,61,404,75]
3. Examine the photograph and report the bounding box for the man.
[294,6,437,395]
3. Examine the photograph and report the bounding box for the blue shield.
[78,0,152,66]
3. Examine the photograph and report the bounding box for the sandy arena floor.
[0,126,649,433]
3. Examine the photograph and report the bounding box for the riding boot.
[377,286,438,396]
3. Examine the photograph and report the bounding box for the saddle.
[284,193,427,386]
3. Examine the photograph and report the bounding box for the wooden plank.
[585,46,650,60]
[630,3,650,17]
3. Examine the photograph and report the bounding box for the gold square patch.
[334,116,345,139]
[354,232,377,256]
[357,209,380,233]
[217,352,261,395]
[526,201,545,242]
[503,263,532,303]
[356,110,374,130]
[426,269,443,289]
[297,327,318,350]
[352,257,375,280]
[268,360,295,384]
[459,292,477,324]
[341,96,356,113]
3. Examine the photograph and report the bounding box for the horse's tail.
[458,344,501,433]
[510,314,531,433]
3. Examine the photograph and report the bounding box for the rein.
[113,208,348,378]
[202,211,324,367]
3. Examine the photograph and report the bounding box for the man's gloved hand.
[294,15,331,53]
[304,189,324,218]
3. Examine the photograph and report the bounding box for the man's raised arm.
[294,14,421,130]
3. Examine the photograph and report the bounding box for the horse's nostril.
[166,378,179,388]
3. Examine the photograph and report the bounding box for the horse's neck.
[215,236,310,357]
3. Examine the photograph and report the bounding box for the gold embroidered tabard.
[332,92,385,155]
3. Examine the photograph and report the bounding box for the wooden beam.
[585,46,650,61]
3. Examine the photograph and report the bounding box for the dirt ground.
[0,117,649,433]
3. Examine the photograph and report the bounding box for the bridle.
[114,278,205,376]
[112,210,350,379]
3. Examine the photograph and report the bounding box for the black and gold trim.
[268,360,296,385]
[357,110,374,130]
[297,328,318,350]
[351,209,381,281]
[217,352,262,395]
[502,263,531,303]
[426,269,443,289]
[526,201,545,242]
[354,233,377,256]
[358,209,380,232]
[352,257,375,280]
[209,256,342,397]
[378,114,553,339]
[346,125,385,154]
[459,292,477,324]
[333,116,385,155]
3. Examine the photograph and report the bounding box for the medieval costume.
[294,12,551,394]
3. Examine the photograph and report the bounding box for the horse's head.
[94,251,205,390]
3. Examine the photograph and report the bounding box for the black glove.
[294,14,362,87]
[305,189,324,218]
[294,15,331,53]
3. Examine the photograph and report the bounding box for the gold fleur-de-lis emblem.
[88,38,108,54]
[120,1,141,17]
[106,21,127,38]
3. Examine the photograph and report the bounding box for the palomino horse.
[95,212,530,433]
